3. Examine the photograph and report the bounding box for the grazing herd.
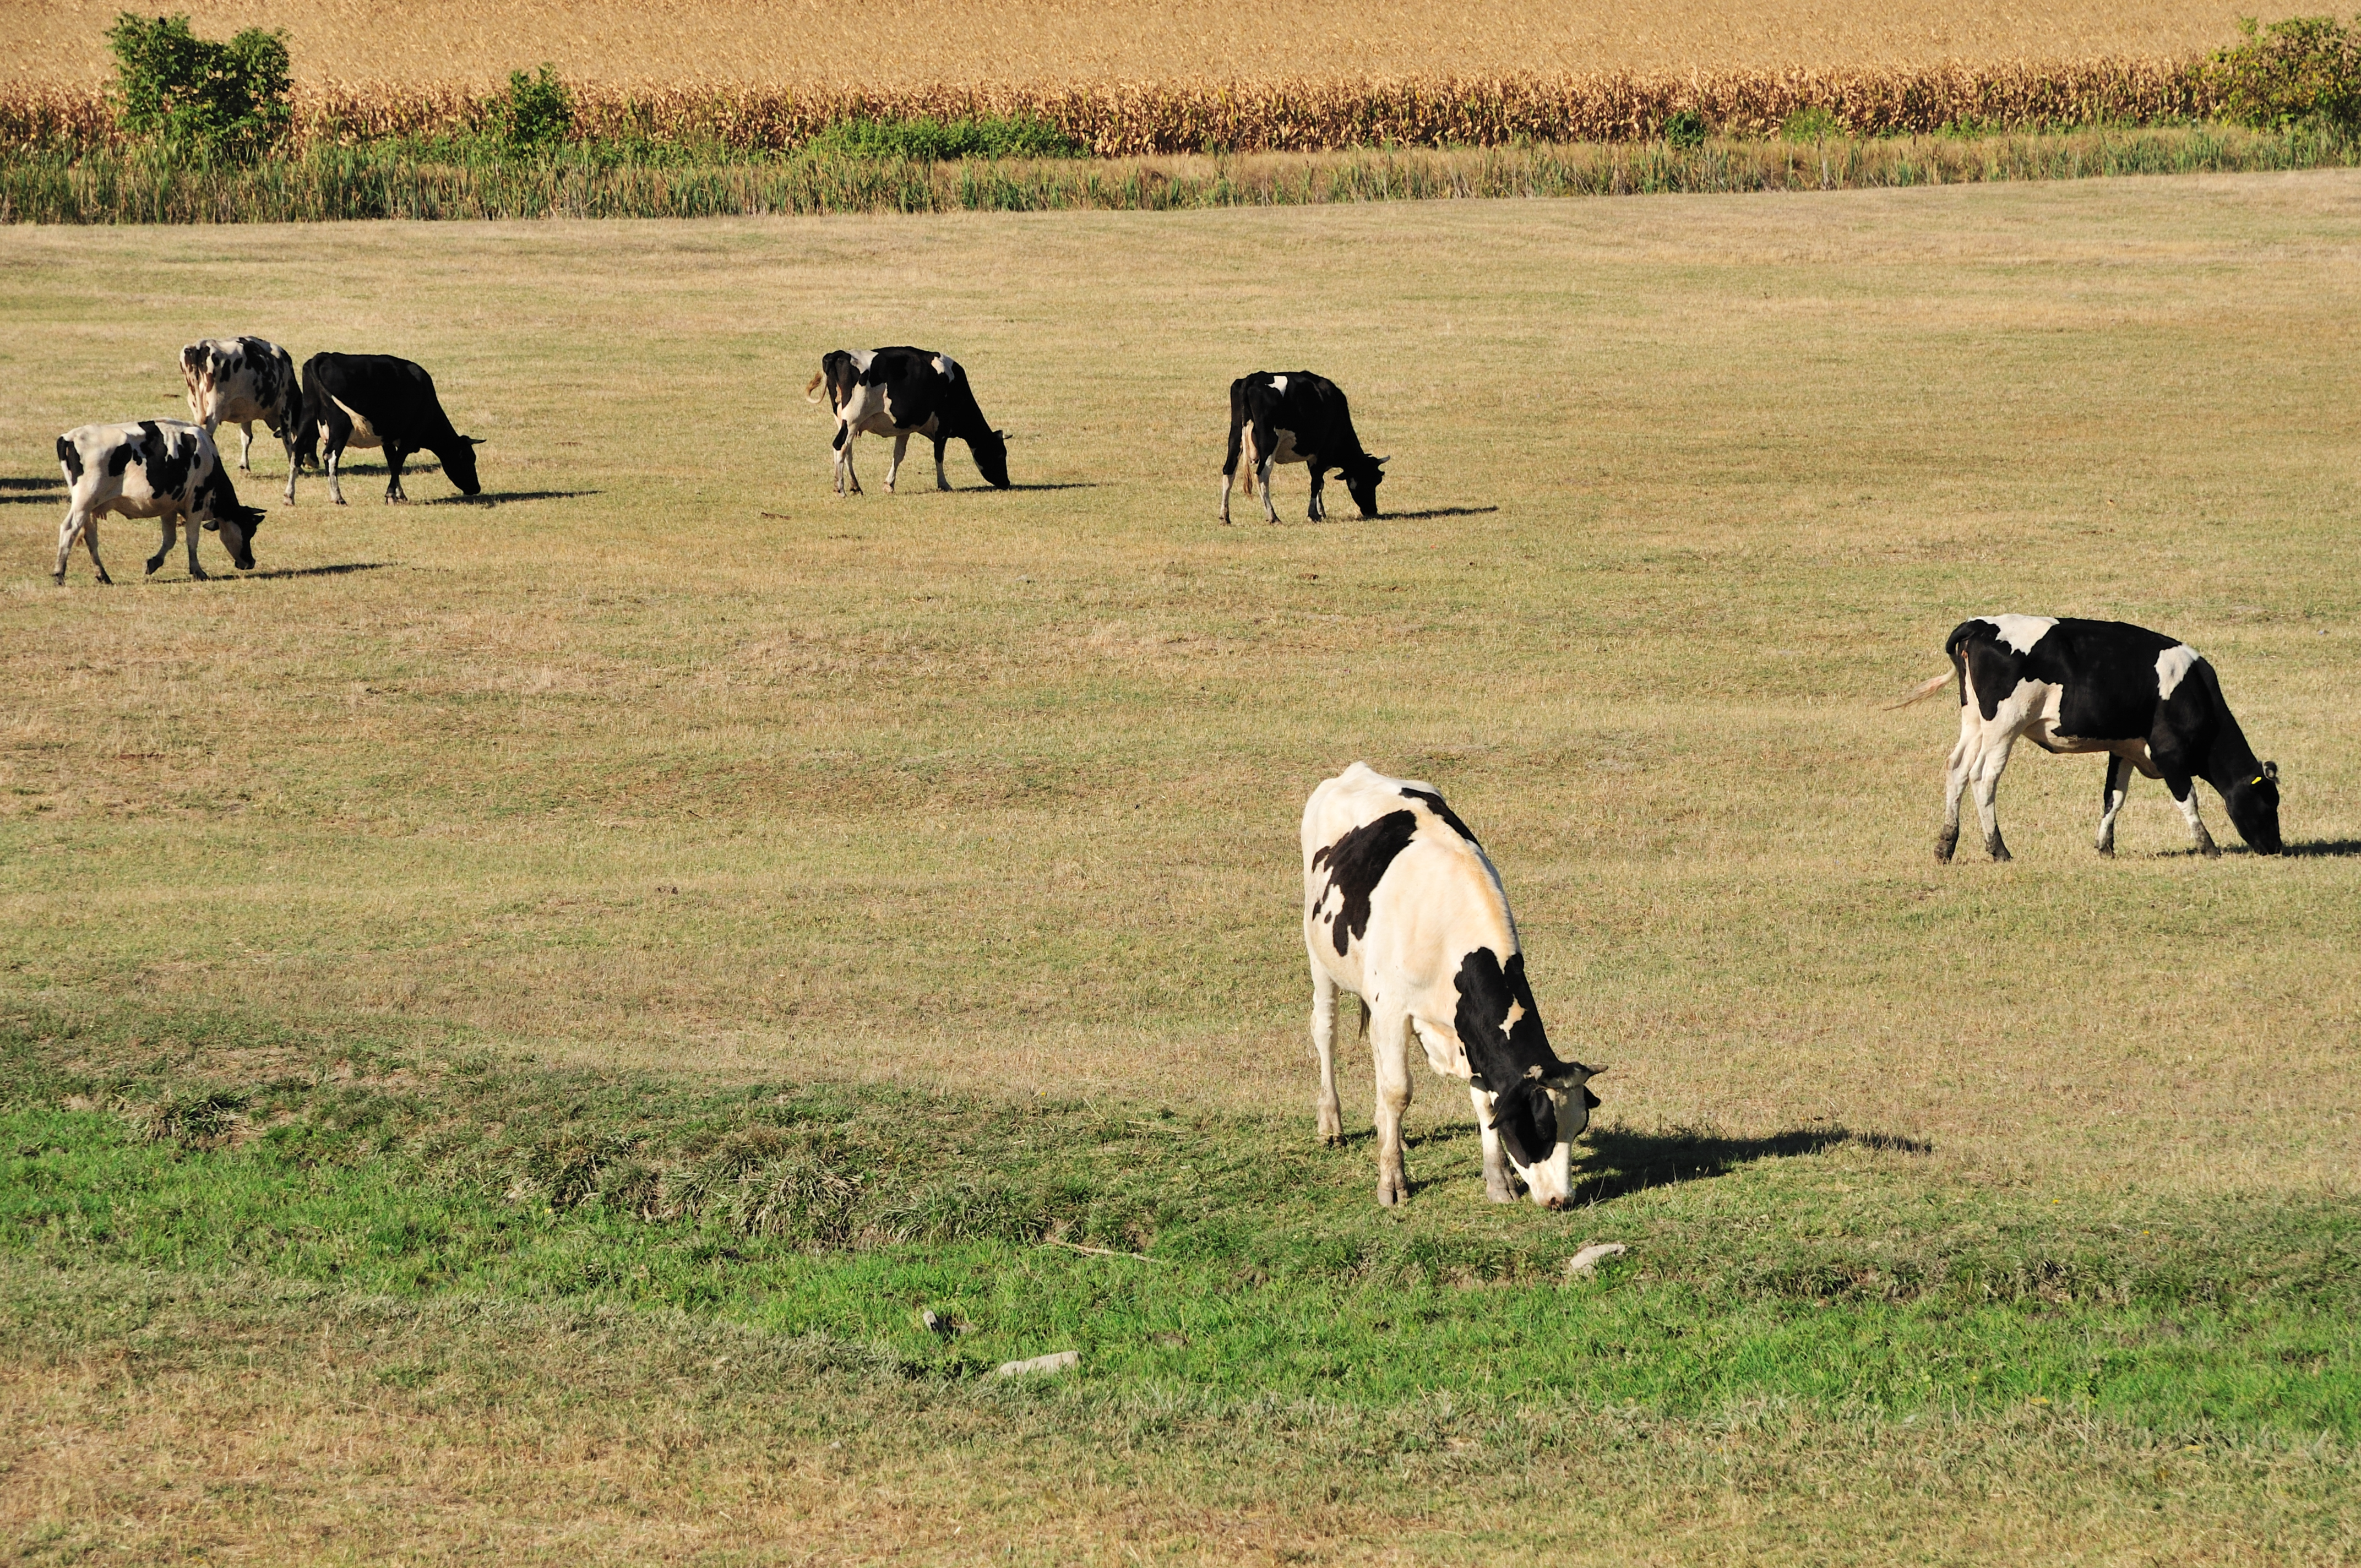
[51,337,478,585]
[40,334,2295,1212]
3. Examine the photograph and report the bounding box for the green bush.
[490,63,574,155]
[1781,105,1843,141]
[2204,14,2361,129]
[803,113,1083,161]
[105,11,290,159]
[1661,108,1709,149]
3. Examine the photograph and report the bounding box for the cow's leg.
[1218,465,1236,525]
[384,443,407,503]
[146,514,177,577]
[236,420,255,471]
[1370,1007,1415,1205]
[1307,467,1325,522]
[325,442,347,506]
[1970,733,2017,862]
[2166,771,2221,858]
[1258,454,1281,524]
[2095,754,2131,856]
[179,511,208,579]
[1936,706,1977,862]
[1309,968,1343,1146]
[933,435,951,492]
[885,432,909,494]
[54,507,89,585]
[834,429,864,497]
[1471,1085,1516,1202]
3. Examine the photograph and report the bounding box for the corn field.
[0,60,2231,159]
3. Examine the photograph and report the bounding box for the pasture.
[2,171,2359,1562]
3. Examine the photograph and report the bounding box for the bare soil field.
[7,0,2254,88]
[2,174,2357,1560]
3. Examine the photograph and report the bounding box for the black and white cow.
[295,353,482,504]
[181,337,302,498]
[1221,371,1386,524]
[52,420,263,585]
[804,347,1011,496]
[1893,615,2283,861]
[1303,762,1601,1208]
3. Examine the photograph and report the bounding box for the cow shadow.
[0,477,63,505]
[425,489,600,507]
[995,482,1098,492]
[2286,839,2361,858]
[247,562,390,581]
[1385,506,1500,521]
[1571,1123,1933,1205]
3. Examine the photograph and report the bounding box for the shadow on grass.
[1386,506,1500,521]
[994,482,1098,492]
[426,489,601,506]
[2284,839,2361,858]
[0,477,64,504]
[1574,1123,1933,1205]
[247,562,391,581]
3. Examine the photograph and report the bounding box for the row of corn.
[0,59,2222,157]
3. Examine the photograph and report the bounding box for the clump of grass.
[135,1086,248,1150]
[1780,104,1842,140]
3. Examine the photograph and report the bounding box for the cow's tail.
[804,369,826,404]
[1223,377,1252,494]
[1884,669,1956,711]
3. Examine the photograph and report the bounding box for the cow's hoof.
[94,573,113,586]
[2201,841,2222,860]
[145,560,164,576]
[1377,1179,1404,1207]
[2096,845,2115,858]
[1486,1182,1517,1204]
[188,568,208,580]
[51,574,64,587]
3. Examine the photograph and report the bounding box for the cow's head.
[2226,760,2282,855]
[970,428,1011,489]
[441,435,484,497]
[195,466,262,570]
[1341,453,1387,518]
[1484,1063,1601,1209]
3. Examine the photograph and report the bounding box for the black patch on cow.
[1400,787,1480,847]
[56,435,83,483]
[1309,809,1418,957]
[1489,1077,1558,1169]
[1451,946,1564,1094]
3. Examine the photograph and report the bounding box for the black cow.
[1892,615,2283,861]
[804,347,1010,495]
[1221,371,1386,524]
[296,353,482,504]
[53,419,263,585]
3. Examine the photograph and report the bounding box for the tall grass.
[3,124,2351,223]
[0,59,2230,159]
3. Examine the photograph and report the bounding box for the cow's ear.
[1373,455,1390,466]
[2265,760,2279,782]
[461,435,485,447]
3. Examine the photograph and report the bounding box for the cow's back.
[1302,763,1513,983]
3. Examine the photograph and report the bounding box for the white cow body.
[1302,762,1597,1207]
[53,419,260,585]
[181,337,302,501]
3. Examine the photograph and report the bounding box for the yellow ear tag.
[2253,775,2265,785]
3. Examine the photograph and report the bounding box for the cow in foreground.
[804,347,1011,495]
[1222,372,1386,524]
[1303,762,1601,1208]
[296,353,482,504]
[53,420,263,585]
[181,337,302,499]
[1892,615,2283,861]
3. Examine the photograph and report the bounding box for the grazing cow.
[804,347,1011,496]
[1303,762,1601,1208]
[1892,615,2283,861]
[296,353,482,504]
[180,337,302,499]
[52,420,263,585]
[1221,372,1386,524]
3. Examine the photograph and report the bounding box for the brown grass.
[3,0,2256,87]
[0,61,2232,156]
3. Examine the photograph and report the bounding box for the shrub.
[803,113,1082,161]
[137,1087,249,1149]
[1661,107,1709,148]
[489,63,573,154]
[105,12,290,158]
[2202,14,2361,129]
[1781,105,1842,140]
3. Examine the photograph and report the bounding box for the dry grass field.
[2,173,2358,1561]
[7,0,2255,88]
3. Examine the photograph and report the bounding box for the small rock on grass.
[994,1350,1080,1378]
[1565,1242,1630,1278]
